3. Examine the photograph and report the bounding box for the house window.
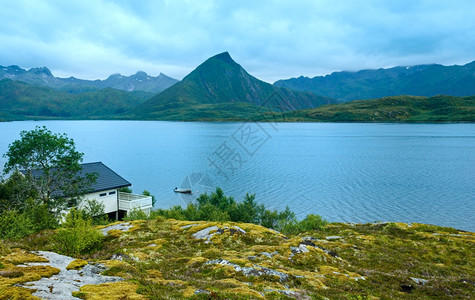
[99,192,107,197]
[109,191,116,195]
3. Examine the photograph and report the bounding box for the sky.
[1,0,475,83]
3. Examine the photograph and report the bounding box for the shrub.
[142,190,156,207]
[298,214,327,231]
[80,199,108,225]
[119,187,132,193]
[25,201,59,231]
[124,208,149,221]
[53,208,103,257]
[0,210,34,240]
[153,188,328,235]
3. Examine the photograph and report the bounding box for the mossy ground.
[0,248,60,299]
[1,219,474,299]
[66,259,88,270]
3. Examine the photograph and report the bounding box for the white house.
[25,161,153,220]
[78,162,153,219]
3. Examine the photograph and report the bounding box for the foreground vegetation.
[1,215,473,299]
[2,183,473,298]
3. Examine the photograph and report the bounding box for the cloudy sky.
[1,0,474,83]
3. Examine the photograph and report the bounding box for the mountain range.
[274,61,475,101]
[0,65,178,93]
[0,79,151,120]
[0,53,474,122]
[133,52,336,119]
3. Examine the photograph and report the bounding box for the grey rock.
[180,224,199,229]
[325,236,343,241]
[263,288,299,297]
[204,259,289,282]
[100,222,132,236]
[289,244,310,260]
[232,226,246,234]
[300,239,339,258]
[110,253,132,261]
[194,289,211,295]
[191,226,220,243]
[261,251,278,258]
[411,277,428,285]
[19,251,123,300]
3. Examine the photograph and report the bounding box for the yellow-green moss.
[106,229,123,238]
[73,282,147,300]
[0,286,38,300]
[182,286,196,297]
[66,259,88,270]
[0,265,60,298]
[186,256,208,266]
[4,218,474,299]
[2,249,48,265]
[224,287,265,298]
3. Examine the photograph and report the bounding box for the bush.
[25,201,59,231]
[277,214,327,235]
[124,208,149,221]
[154,188,328,235]
[142,190,156,207]
[0,210,34,240]
[298,214,327,231]
[53,208,103,257]
[0,200,59,240]
[119,187,132,193]
[80,199,108,225]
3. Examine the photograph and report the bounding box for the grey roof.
[24,162,131,194]
[80,162,131,193]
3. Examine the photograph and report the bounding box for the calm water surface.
[0,121,473,231]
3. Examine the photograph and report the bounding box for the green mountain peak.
[209,51,233,62]
[135,52,335,118]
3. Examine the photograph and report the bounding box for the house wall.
[82,189,119,214]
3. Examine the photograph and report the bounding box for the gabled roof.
[24,162,131,194]
[79,162,131,193]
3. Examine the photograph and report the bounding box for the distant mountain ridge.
[135,52,335,118]
[0,65,178,93]
[274,95,474,123]
[274,61,475,101]
[1,53,473,122]
[0,78,151,120]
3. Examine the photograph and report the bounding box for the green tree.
[142,190,156,207]
[0,172,37,212]
[119,186,132,193]
[3,126,95,215]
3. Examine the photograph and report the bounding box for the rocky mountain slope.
[134,52,336,119]
[275,61,475,101]
[0,65,178,93]
[0,79,151,120]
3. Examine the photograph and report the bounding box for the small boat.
[174,187,192,194]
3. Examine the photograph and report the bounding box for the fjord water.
[0,121,473,231]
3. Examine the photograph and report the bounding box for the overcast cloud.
[1,0,474,82]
